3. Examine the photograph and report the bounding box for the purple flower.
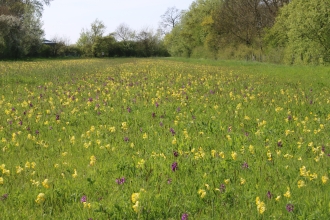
[127,107,131,113]
[152,112,156,118]
[1,194,8,201]
[173,151,179,157]
[267,191,272,199]
[287,115,292,121]
[124,137,129,142]
[88,97,93,102]
[219,184,226,193]
[56,114,60,120]
[167,178,172,184]
[286,203,294,212]
[242,162,249,169]
[170,128,176,136]
[181,213,188,220]
[277,141,283,147]
[159,122,163,127]
[11,108,15,111]
[35,130,39,135]
[171,162,178,172]
[177,107,181,112]
[155,102,159,108]
[19,121,23,126]
[116,177,126,185]
[81,195,87,203]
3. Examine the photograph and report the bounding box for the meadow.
[0,58,329,219]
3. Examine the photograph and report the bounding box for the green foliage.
[265,0,330,65]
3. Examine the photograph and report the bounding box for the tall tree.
[159,6,183,34]
[0,0,52,58]
[76,19,106,57]
[265,0,330,64]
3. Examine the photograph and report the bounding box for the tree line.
[164,0,330,65]
[1,0,329,64]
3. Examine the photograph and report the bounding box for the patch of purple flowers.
[286,203,294,212]
[80,195,87,203]
[181,213,188,220]
[171,162,178,172]
[116,177,126,185]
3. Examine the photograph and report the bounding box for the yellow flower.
[309,173,317,181]
[172,137,177,145]
[267,150,272,161]
[132,201,139,213]
[211,150,216,157]
[224,179,230,184]
[322,175,328,184]
[198,189,206,198]
[300,166,308,176]
[249,145,254,154]
[25,162,31,169]
[297,180,305,188]
[231,151,237,160]
[72,169,78,178]
[219,152,225,158]
[205,184,210,190]
[35,193,45,204]
[131,193,140,203]
[136,159,145,168]
[16,166,23,174]
[255,197,266,214]
[83,202,91,208]
[275,196,281,201]
[240,177,246,185]
[0,177,3,184]
[284,187,291,198]
[90,155,96,166]
[143,133,148,139]
[42,179,50,189]
[109,126,116,133]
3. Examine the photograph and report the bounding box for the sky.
[42,0,194,44]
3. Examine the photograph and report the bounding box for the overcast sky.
[42,0,194,44]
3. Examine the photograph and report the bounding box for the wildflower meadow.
[0,58,329,219]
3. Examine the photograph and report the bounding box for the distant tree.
[159,7,183,34]
[114,23,135,42]
[76,19,107,57]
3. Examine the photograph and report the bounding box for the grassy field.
[0,58,329,219]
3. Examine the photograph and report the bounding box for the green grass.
[0,58,329,219]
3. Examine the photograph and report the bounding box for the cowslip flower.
[0,177,3,184]
[198,189,206,198]
[72,169,78,178]
[131,193,140,203]
[284,187,291,198]
[90,155,96,166]
[322,175,329,184]
[255,197,266,214]
[35,193,45,204]
[42,179,50,189]
[297,180,305,188]
[231,151,237,160]
[240,177,246,185]
[132,201,139,213]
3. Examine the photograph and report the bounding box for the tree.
[76,19,106,57]
[265,0,330,64]
[0,0,52,58]
[159,7,183,34]
[114,23,135,42]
